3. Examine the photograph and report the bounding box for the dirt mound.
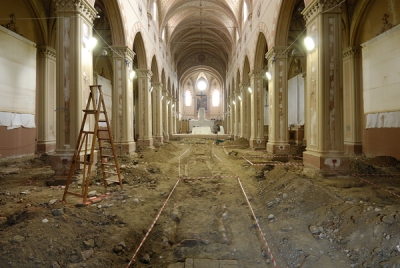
[364,156,400,167]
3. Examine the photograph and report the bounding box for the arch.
[254,32,268,70]
[150,56,159,82]
[258,22,272,49]
[133,32,147,69]
[101,0,126,45]
[161,69,166,90]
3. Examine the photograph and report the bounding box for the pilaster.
[162,90,169,141]
[265,47,290,154]
[239,83,250,139]
[36,46,57,153]
[111,46,136,154]
[152,82,163,146]
[302,0,348,171]
[249,70,266,150]
[343,46,363,154]
[137,69,154,148]
[233,89,240,140]
[168,97,173,136]
[229,96,234,136]
[51,0,97,176]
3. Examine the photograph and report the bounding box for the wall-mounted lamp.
[167,100,170,105]
[228,104,231,108]
[129,70,136,80]
[232,100,236,105]
[238,96,242,101]
[304,36,315,51]
[149,86,153,93]
[265,71,272,81]
[172,104,175,108]
[247,87,252,93]
[161,95,164,101]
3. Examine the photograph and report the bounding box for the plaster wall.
[0,26,36,114]
[0,127,36,158]
[363,127,400,160]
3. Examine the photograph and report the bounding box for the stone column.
[36,46,56,153]
[239,83,250,139]
[343,46,362,154]
[137,69,153,147]
[249,70,266,149]
[229,96,234,136]
[168,97,173,137]
[111,46,136,154]
[152,82,163,146]
[302,0,347,171]
[162,90,169,141]
[233,90,240,140]
[266,47,290,154]
[302,73,308,146]
[51,0,97,176]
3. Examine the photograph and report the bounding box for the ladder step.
[98,120,107,123]
[104,171,119,175]
[82,131,95,134]
[101,154,114,158]
[97,129,109,132]
[65,191,84,198]
[99,146,112,150]
[83,109,97,114]
[102,163,116,166]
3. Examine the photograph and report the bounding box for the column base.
[36,141,56,154]
[250,138,266,150]
[152,136,164,147]
[136,138,154,148]
[303,150,349,171]
[234,135,239,141]
[266,142,291,154]
[50,150,75,177]
[113,141,136,155]
[344,143,362,154]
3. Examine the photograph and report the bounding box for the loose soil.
[1,138,400,268]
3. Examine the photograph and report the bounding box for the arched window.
[212,89,220,107]
[185,90,192,106]
[243,1,248,23]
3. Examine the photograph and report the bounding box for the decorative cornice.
[55,0,97,23]
[265,46,289,60]
[112,46,135,61]
[37,46,56,60]
[239,83,250,90]
[342,46,361,59]
[302,0,342,22]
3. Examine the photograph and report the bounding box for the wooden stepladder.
[62,85,123,203]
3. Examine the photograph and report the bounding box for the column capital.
[162,89,169,97]
[112,46,135,61]
[343,46,361,59]
[249,69,265,79]
[152,82,163,91]
[55,0,97,22]
[37,46,56,60]
[137,69,153,79]
[265,46,289,60]
[302,0,342,22]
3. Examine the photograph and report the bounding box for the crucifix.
[196,91,206,110]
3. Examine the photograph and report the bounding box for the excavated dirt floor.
[1,138,400,268]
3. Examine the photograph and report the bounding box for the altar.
[189,107,215,134]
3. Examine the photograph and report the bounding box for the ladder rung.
[99,146,112,150]
[82,131,95,134]
[97,129,109,132]
[65,191,84,198]
[101,154,114,158]
[82,109,97,114]
[77,160,90,165]
[104,171,119,175]
[98,138,111,141]
[98,120,107,122]
[102,163,116,166]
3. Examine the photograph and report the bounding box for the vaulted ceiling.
[158,0,245,81]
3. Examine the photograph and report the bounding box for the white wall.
[0,26,36,114]
[362,24,400,114]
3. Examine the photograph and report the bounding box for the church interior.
[1,0,400,267]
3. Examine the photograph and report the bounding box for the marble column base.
[266,142,291,154]
[303,150,349,172]
[249,138,266,150]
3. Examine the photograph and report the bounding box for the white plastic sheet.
[0,111,36,129]
[366,111,400,129]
